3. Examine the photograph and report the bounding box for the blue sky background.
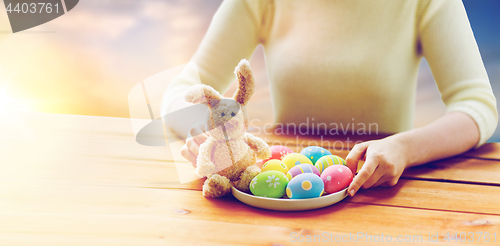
[0,0,499,141]
[462,0,500,141]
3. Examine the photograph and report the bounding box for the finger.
[193,132,208,145]
[187,138,200,156]
[372,178,389,188]
[190,121,206,135]
[181,143,198,168]
[190,126,208,145]
[348,153,378,196]
[346,142,368,175]
[377,178,399,188]
[255,159,264,168]
[361,166,385,189]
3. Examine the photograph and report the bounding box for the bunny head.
[185,59,256,141]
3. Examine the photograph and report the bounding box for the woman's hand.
[345,112,480,197]
[345,136,409,197]
[180,122,207,168]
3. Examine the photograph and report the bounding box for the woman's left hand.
[345,136,409,196]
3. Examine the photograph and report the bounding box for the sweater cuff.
[446,100,498,148]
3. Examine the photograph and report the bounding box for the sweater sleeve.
[161,0,265,119]
[419,0,498,147]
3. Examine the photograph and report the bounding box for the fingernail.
[349,189,355,196]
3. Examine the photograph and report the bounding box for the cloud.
[48,10,137,40]
[140,0,205,27]
[136,1,210,66]
[0,0,224,118]
[0,30,132,117]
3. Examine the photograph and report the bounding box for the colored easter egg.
[286,173,324,199]
[250,171,289,198]
[286,164,320,181]
[261,159,289,174]
[263,145,294,163]
[314,155,347,174]
[281,153,313,170]
[321,165,353,194]
[300,146,332,164]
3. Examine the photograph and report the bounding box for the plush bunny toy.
[184,59,271,198]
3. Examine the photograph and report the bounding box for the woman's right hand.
[181,123,208,168]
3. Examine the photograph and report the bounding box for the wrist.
[390,130,419,169]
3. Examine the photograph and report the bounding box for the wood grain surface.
[1,112,498,245]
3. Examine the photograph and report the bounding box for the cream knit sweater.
[162,0,497,146]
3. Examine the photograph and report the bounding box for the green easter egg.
[249,171,289,198]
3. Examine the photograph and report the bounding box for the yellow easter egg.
[281,153,313,170]
[314,155,347,174]
[261,159,289,174]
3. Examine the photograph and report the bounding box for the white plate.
[231,187,348,211]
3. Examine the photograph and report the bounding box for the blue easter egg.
[300,146,332,165]
[285,173,324,199]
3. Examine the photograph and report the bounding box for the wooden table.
[1,112,499,245]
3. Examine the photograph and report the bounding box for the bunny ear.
[184,84,223,108]
[233,59,255,105]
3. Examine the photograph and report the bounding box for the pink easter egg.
[263,145,294,163]
[321,165,353,194]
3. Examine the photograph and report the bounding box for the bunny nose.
[225,119,238,127]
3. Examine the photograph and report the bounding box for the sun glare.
[0,84,10,111]
[0,83,35,113]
